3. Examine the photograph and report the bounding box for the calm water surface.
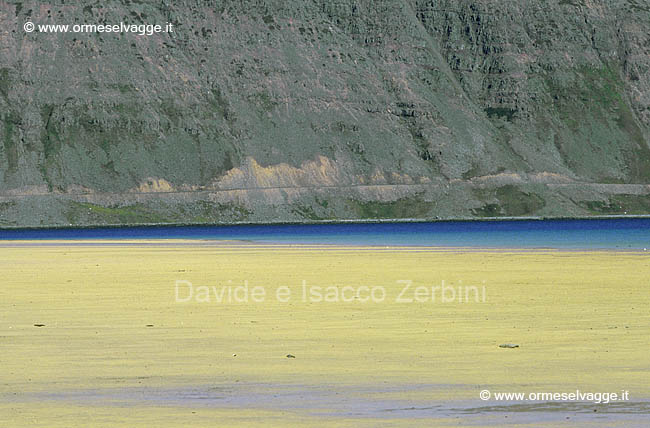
[1,219,650,249]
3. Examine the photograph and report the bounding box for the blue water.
[1,219,650,249]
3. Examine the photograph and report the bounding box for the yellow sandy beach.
[1,241,649,426]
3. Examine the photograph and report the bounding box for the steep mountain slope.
[1,0,649,226]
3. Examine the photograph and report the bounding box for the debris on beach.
[33,324,46,327]
[286,354,296,358]
[498,343,519,348]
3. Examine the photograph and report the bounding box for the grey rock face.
[0,1,649,227]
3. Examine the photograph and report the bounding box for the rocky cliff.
[1,0,649,227]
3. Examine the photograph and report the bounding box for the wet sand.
[1,242,649,426]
